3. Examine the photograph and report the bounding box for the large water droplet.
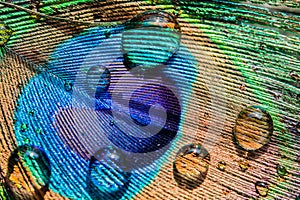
[20,123,28,132]
[122,10,181,69]
[86,66,111,97]
[173,144,210,189]
[5,145,51,200]
[233,106,273,151]
[255,181,269,197]
[86,146,131,199]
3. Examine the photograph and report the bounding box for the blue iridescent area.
[13,25,197,199]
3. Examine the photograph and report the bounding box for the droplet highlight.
[234,106,273,151]
[173,144,210,189]
[5,145,51,200]
[255,181,269,197]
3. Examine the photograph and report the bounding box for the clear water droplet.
[173,144,210,189]
[28,109,35,116]
[86,66,110,97]
[255,181,269,197]
[35,128,42,134]
[0,21,12,45]
[20,123,28,132]
[289,71,299,81]
[122,10,181,69]
[234,106,273,151]
[109,120,114,126]
[217,161,226,171]
[64,81,73,92]
[104,30,111,38]
[277,164,287,177]
[6,145,51,200]
[239,159,249,172]
[87,146,131,199]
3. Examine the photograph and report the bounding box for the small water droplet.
[64,81,73,92]
[173,144,210,189]
[289,71,299,81]
[104,30,111,38]
[255,181,269,197]
[217,161,226,171]
[23,138,30,144]
[109,120,114,126]
[277,164,287,177]
[87,147,131,199]
[28,109,35,116]
[35,128,42,134]
[239,159,249,172]
[0,21,12,45]
[86,66,110,97]
[122,10,181,69]
[20,123,28,132]
[6,145,51,199]
[233,106,273,151]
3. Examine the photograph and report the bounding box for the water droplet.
[23,138,30,144]
[6,145,51,200]
[233,106,273,151]
[20,123,28,132]
[255,181,269,197]
[86,66,110,97]
[173,144,210,189]
[122,10,181,69]
[87,146,131,199]
[0,21,12,45]
[217,161,226,171]
[28,109,35,116]
[109,120,114,126]
[104,30,111,38]
[239,159,249,172]
[64,81,73,92]
[289,71,299,81]
[277,164,287,177]
[35,128,42,134]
